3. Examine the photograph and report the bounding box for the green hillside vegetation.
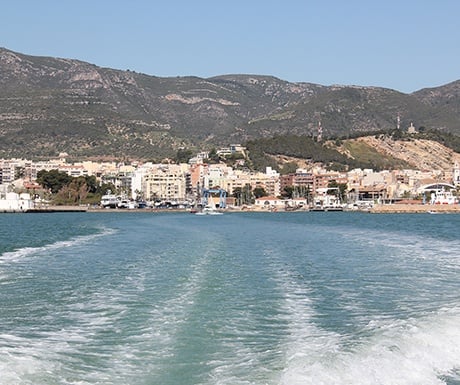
[245,135,376,173]
[244,129,460,173]
[339,140,410,170]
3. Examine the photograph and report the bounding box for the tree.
[295,185,312,201]
[53,178,89,205]
[253,187,267,198]
[208,148,220,163]
[72,177,89,203]
[244,184,254,205]
[280,162,298,175]
[84,175,98,193]
[14,166,25,180]
[233,184,253,205]
[232,187,242,206]
[36,169,72,194]
[282,186,294,198]
[175,148,193,163]
[97,182,116,195]
[328,180,348,202]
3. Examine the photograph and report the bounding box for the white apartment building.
[142,164,188,201]
[202,164,234,190]
[0,160,19,184]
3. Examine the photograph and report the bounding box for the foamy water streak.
[0,227,116,264]
[274,219,460,385]
[0,295,130,384]
[335,224,460,266]
[280,306,460,385]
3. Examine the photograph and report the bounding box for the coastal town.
[1,141,459,213]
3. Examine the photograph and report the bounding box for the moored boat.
[195,205,223,215]
[430,188,458,205]
[100,194,119,208]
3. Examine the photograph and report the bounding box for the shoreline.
[2,203,460,214]
[369,203,460,214]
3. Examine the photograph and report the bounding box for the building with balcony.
[142,164,188,201]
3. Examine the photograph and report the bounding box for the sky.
[1,0,459,93]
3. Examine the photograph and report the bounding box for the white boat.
[196,194,224,215]
[430,188,458,205]
[117,198,138,209]
[100,194,119,208]
[195,205,223,215]
[311,188,344,211]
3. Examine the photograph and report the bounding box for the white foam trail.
[110,244,214,378]
[338,226,460,267]
[0,227,116,264]
[0,285,135,385]
[0,229,218,384]
[267,242,460,385]
[280,307,460,385]
[273,267,344,385]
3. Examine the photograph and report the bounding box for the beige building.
[192,164,280,198]
[142,164,188,201]
[224,167,280,197]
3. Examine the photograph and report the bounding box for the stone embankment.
[26,205,88,213]
[370,204,460,214]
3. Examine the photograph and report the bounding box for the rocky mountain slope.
[341,136,460,171]
[1,47,459,161]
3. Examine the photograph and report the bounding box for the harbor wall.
[370,203,460,213]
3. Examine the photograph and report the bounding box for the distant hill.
[1,47,460,161]
[245,132,460,173]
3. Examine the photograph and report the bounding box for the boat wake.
[0,227,116,265]
[262,234,460,385]
[279,306,460,385]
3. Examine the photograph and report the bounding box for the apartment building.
[142,164,188,201]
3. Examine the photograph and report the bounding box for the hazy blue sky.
[2,0,459,93]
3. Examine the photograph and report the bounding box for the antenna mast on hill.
[317,120,323,142]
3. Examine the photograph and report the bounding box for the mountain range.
[1,47,459,161]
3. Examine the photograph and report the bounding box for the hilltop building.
[407,122,418,134]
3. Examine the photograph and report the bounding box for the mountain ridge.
[1,47,459,161]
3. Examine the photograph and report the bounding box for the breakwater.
[370,203,460,214]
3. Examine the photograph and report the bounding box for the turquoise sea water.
[0,211,459,385]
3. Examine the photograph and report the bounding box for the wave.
[258,239,460,385]
[0,227,116,265]
[280,306,460,385]
[263,226,460,385]
[0,288,131,385]
[332,224,460,264]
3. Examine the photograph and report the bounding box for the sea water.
[0,211,459,385]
